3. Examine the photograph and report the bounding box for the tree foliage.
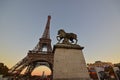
[114,63,120,69]
[0,63,9,76]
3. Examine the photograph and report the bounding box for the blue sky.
[0,0,120,68]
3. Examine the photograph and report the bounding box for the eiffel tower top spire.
[42,15,51,39]
[33,15,52,52]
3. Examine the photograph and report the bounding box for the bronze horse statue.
[56,29,78,44]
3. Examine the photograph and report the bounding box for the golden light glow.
[20,66,51,76]
[31,66,51,76]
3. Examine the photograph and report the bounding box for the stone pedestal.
[53,44,90,80]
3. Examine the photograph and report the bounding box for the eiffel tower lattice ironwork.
[8,15,54,80]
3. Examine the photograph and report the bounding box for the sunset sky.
[0,0,120,75]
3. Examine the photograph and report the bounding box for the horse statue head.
[57,29,66,36]
[57,29,66,43]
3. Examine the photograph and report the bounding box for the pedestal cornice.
[53,43,84,53]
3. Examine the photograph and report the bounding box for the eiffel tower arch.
[8,16,54,80]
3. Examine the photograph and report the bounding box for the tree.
[114,63,120,69]
[0,63,9,76]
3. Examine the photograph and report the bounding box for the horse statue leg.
[56,36,60,43]
[75,39,78,44]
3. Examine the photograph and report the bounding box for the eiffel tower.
[8,16,54,80]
